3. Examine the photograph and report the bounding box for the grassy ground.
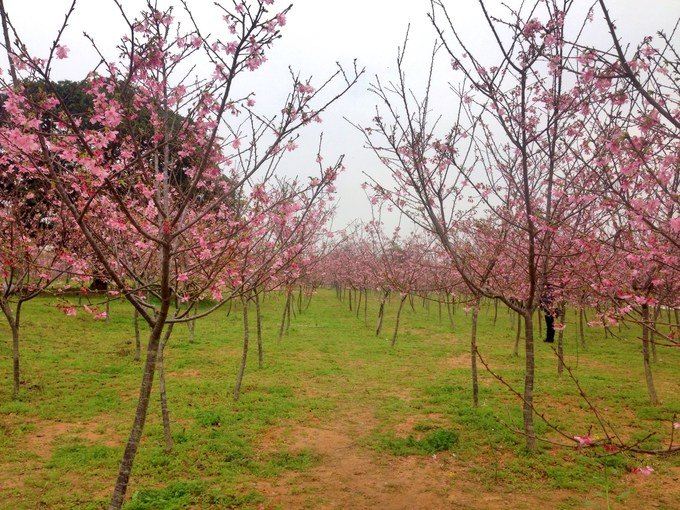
[0,290,678,509]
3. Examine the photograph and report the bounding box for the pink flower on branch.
[55,44,69,59]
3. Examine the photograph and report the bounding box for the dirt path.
[248,322,661,510]
[253,402,582,510]
[250,314,565,509]
[256,407,457,509]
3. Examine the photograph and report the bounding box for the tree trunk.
[12,303,21,398]
[641,305,659,405]
[133,309,141,361]
[0,299,21,399]
[376,291,387,336]
[288,292,296,320]
[255,292,263,369]
[557,306,565,375]
[650,306,659,363]
[286,292,293,330]
[109,307,169,510]
[356,288,362,318]
[470,297,480,406]
[157,324,174,453]
[363,289,368,324]
[523,311,536,450]
[513,312,521,357]
[493,298,498,326]
[446,293,454,329]
[304,289,314,311]
[234,297,250,401]
[579,308,586,349]
[278,291,290,340]
[390,294,408,347]
[11,318,19,398]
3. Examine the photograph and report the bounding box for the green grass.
[0,290,678,509]
[124,480,262,510]
[373,428,459,455]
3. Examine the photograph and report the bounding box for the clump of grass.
[125,481,261,510]
[374,428,459,456]
[48,443,117,470]
[125,481,204,510]
[413,421,437,432]
[195,409,222,427]
[0,400,31,414]
[266,449,319,471]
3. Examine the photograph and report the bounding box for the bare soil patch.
[1,415,120,460]
[254,409,578,509]
[621,466,680,509]
[256,413,452,509]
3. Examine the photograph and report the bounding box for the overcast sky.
[4,0,679,230]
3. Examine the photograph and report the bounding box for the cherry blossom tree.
[561,1,679,401]
[0,180,85,398]
[357,0,629,449]
[0,0,361,506]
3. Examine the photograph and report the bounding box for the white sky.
[4,0,679,230]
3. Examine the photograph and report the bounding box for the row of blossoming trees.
[342,0,678,455]
[308,0,679,461]
[0,0,678,507]
[318,212,678,460]
[0,0,362,507]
